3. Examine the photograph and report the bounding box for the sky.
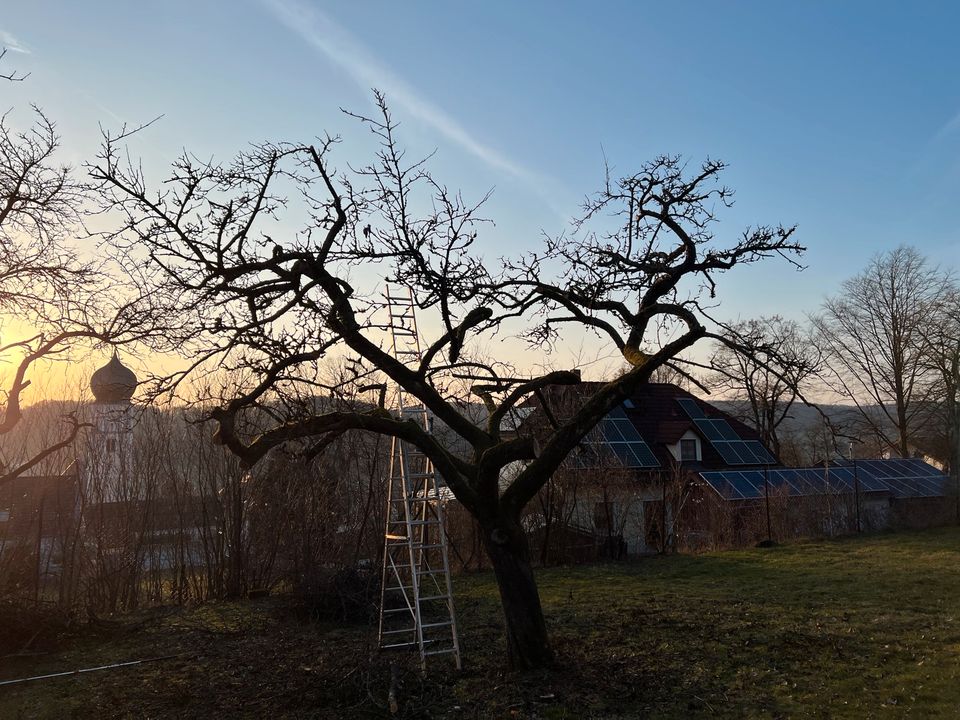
[3,0,960,386]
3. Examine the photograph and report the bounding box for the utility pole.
[849,440,862,533]
[763,464,773,544]
[954,396,960,524]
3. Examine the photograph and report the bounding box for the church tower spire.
[86,352,138,502]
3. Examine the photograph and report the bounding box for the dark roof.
[1,470,215,539]
[623,383,766,469]
[0,468,79,539]
[657,420,695,445]
[520,382,774,471]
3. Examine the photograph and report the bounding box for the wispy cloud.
[0,29,30,55]
[933,109,960,143]
[258,0,569,218]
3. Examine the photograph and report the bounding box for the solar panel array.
[676,397,706,418]
[571,405,660,469]
[676,398,776,465]
[700,458,949,501]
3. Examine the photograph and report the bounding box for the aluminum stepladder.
[377,285,462,670]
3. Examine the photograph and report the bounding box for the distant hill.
[711,400,861,434]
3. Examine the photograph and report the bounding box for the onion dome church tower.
[86,352,138,503]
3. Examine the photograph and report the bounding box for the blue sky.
[4,0,960,332]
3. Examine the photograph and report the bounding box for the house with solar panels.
[515,382,954,557]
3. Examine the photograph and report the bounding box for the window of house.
[679,438,698,462]
[0,510,9,522]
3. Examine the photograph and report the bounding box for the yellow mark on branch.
[622,346,652,367]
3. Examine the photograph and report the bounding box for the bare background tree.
[0,50,161,484]
[811,246,952,459]
[707,316,822,461]
[920,286,960,491]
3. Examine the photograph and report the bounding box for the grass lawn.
[3,527,960,718]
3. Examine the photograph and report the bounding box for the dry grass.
[3,527,960,718]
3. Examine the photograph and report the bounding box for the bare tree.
[0,55,162,485]
[811,247,951,458]
[707,316,821,458]
[90,93,802,669]
[920,287,960,483]
[0,68,95,480]
[0,49,29,83]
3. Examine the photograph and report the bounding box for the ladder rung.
[382,607,416,615]
[420,621,453,629]
[381,628,418,636]
[385,539,436,546]
[418,593,450,601]
[379,639,442,650]
[385,541,444,549]
[423,648,457,657]
[383,577,450,589]
[385,534,407,540]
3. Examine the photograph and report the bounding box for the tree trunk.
[481,517,554,670]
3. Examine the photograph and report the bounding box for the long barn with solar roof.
[512,382,953,556]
